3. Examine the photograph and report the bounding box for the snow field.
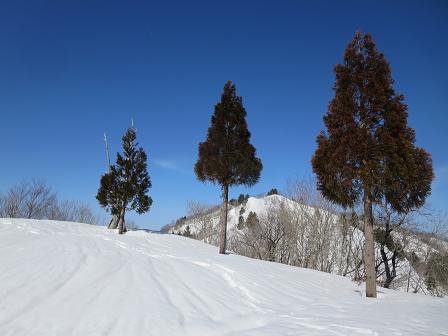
[0,218,447,335]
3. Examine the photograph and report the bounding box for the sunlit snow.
[1,219,447,335]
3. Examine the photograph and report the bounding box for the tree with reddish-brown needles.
[195,81,262,254]
[312,32,433,298]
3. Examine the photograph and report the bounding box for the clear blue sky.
[1,1,447,229]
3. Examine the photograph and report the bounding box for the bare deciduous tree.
[186,201,218,245]
[0,179,99,225]
[0,179,57,219]
[231,178,354,275]
[160,223,174,233]
[49,200,99,225]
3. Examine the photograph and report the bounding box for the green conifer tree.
[97,127,152,234]
[237,206,246,230]
[267,188,279,196]
[246,211,259,229]
[183,225,192,238]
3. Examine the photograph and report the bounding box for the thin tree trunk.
[118,208,126,235]
[363,193,377,298]
[108,214,119,229]
[389,251,397,287]
[406,267,412,292]
[380,236,397,288]
[219,184,229,254]
[380,245,392,288]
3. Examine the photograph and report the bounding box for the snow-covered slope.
[170,195,322,241]
[1,218,447,335]
[172,195,447,295]
[172,195,320,235]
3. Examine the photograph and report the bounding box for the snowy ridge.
[172,194,321,235]
[227,195,320,229]
[171,195,447,295]
[1,218,447,335]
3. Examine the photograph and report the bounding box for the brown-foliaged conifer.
[195,81,262,254]
[312,32,433,298]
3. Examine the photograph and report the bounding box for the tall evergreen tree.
[195,81,262,254]
[312,32,433,298]
[96,127,153,234]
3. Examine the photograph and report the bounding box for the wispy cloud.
[153,158,190,175]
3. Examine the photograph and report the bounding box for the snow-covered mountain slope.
[1,219,447,336]
[172,195,447,295]
[171,194,321,236]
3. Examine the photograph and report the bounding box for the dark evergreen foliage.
[195,81,262,253]
[229,198,238,206]
[239,206,246,216]
[237,194,250,205]
[237,206,246,230]
[311,32,433,297]
[245,211,259,229]
[96,127,152,234]
[373,226,406,288]
[312,32,433,212]
[267,188,279,196]
[237,216,245,230]
[195,81,262,187]
[183,225,192,238]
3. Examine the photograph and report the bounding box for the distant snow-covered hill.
[0,218,447,335]
[171,195,448,296]
[171,194,319,235]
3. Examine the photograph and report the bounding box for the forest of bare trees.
[0,179,101,225]
[230,179,358,274]
[171,177,447,296]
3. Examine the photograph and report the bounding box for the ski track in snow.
[0,218,447,336]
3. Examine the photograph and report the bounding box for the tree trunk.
[406,267,412,292]
[380,245,392,288]
[107,214,119,229]
[219,184,229,254]
[363,193,377,298]
[118,208,126,235]
[380,240,397,289]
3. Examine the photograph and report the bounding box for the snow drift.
[0,218,447,335]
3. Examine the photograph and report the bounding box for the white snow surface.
[172,195,332,237]
[1,218,447,336]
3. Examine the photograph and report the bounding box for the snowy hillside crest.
[171,194,448,296]
[1,218,447,335]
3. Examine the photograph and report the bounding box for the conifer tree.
[238,194,249,205]
[96,127,153,234]
[195,81,262,254]
[312,32,433,298]
[267,188,279,196]
[245,211,259,229]
[183,225,192,238]
[237,206,246,230]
